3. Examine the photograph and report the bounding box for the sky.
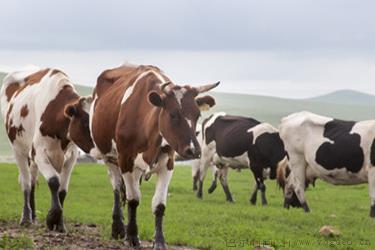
[1,0,375,98]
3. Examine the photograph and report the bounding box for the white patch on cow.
[213,151,249,169]
[123,169,143,201]
[247,123,278,144]
[173,88,187,108]
[203,112,226,138]
[151,153,173,213]
[160,135,169,147]
[121,70,167,105]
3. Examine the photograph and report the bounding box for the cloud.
[0,0,374,52]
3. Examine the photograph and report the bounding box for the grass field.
[0,163,374,249]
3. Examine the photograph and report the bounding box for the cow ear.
[64,104,77,118]
[148,91,164,107]
[79,96,94,113]
[196,95,216,111]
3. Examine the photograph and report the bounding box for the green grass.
[0,163,374,249]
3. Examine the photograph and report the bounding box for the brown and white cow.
[85,63,218,249]
[0,67,94,231]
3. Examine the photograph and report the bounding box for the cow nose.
[182,146,201,159]
[183,147,194,158]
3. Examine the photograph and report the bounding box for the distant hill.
[307,89,375,106]
[1,71,375,156]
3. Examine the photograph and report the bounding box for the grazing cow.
[197,113,288,204]
[278,111,375,216]
[86,64,218,249]
[0,68,94,231]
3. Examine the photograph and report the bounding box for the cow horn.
[196,81,220,93]
[160,81,172,93]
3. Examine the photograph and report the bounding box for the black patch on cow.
[250,132,286,178]
[370,139,375,166]
[315,119,364,173]
[205,115,260,158]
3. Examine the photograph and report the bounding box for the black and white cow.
[278,111,375,216]
[198,112,288,204]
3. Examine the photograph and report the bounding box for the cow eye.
[170,112,179,120]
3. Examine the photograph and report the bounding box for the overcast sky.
[1,0,375,98]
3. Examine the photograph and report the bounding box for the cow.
[197,113,288,204]
[85,63,218,249]
[278,111,375,216]
[0,67,94,231]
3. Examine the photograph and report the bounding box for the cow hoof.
[154,242,168,250]
[46,207,62,231]
[301,202,310,213]
[196,192,203,199]
[125,235,140,248]
[261,200,268,206]
[207,183,217,194]
[250,198,256,205]
[56,222,67,233]
[227,198,235,203]
[370,205,375,217]
[20,216,32,227]
[111,221,126,239]
[283,200,290,209]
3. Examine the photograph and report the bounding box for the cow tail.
[276,156,289,189]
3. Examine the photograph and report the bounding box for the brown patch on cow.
[5,82,20,102]
[7,122,25,143]
[5,104,14,132]
[14,69,50,97]
[25,69,50,85]
[20,105,29,117]
[40,85,79,151]
[50,69,66,76]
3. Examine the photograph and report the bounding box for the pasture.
[0,163,374,249]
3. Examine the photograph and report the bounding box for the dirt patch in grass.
[0,221,196,249]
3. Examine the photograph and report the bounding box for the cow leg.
[249,163,266,205]
[207,166,218,194]
[34,146,64,232]
[284,155,310,212]
[29,161,38,223]
[123,168,142,248]
[152,154,173,250]
[192,160,200,191]
[14,152,32,226]
[249,182,258,205]
[368,167,375,217]
[218,166,234,202]
[258,179,267,206]
[197,157,211,199]
[54,147,78,232]
[105,160,126,239]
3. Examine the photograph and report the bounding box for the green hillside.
[307,89,375,106]
[207,91,375,126]
[1,71,375,156]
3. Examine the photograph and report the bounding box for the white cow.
[1,68,94,231]
[278,111,375,216]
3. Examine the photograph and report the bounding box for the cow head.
[148,81,219,159]
[64,96,95,153]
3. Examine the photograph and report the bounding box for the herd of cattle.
[1,64,374,249]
